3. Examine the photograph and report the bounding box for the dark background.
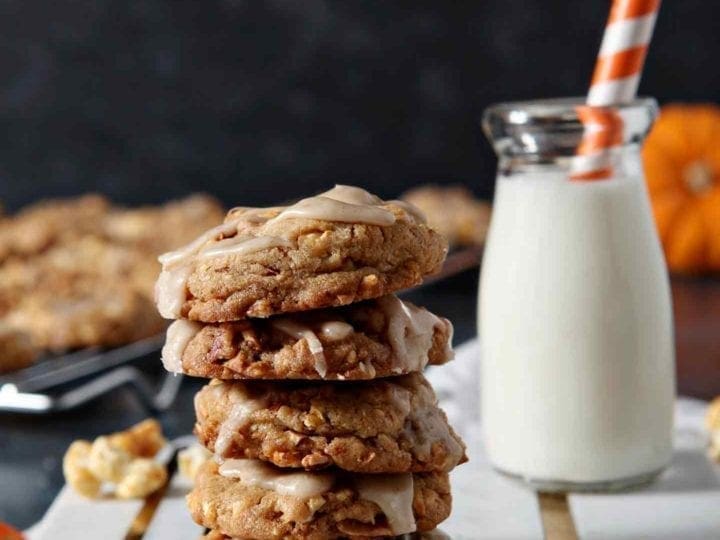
[1,2,719,529]
[0,0,716,211]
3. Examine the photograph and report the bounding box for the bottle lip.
[483,96,658,126]
[482,96,658,162]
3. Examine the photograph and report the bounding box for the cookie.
[102,194,224,255]
[0,323,38,374]
[193,372,466,474]
[5,285,164,351]
[403,185,491,248]
[162,296,453,380]
[36,236,160,299]
[0,194,110,261]
[188,460,451,539]
[155,185,447,322]
[202,529,451,539]
[0,194,223,355]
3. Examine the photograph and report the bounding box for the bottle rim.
[482,96,658,162]
[483,96,658,126]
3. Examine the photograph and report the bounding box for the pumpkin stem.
[683,161,714,195]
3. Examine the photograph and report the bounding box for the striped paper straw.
[571,0,660,180]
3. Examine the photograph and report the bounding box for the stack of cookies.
[156,185,467,539]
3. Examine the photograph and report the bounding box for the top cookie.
[155,186,447,322]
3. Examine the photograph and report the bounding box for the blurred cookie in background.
[0,194,110,262]
[402,185,491,248]
[5,286,163,352]
[102,194,224,255]
[0,323,37,374]
[0,193,224,369]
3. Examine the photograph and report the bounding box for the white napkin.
[426,339,481,441]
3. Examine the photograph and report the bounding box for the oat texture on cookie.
[155,185,465,539]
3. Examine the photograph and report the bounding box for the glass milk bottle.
[479,98,675,491]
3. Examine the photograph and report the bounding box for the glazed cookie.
[155,185,447,322]
[201,529,451,540]
[161,296,453,380]
[193,372,466,473]
[188,460,451,539]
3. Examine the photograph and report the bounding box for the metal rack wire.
[0,334,181,414]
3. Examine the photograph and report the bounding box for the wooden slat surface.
[30,486,145,540]
[27,342,720,540]
[539,493,578,540]
[143,473,204,540]
[443,426,545,539]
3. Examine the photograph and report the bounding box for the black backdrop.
[0,0,716,210]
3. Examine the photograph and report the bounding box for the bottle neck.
[496,143,643,179]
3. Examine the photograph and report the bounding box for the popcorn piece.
[88,436,132,483]
[706,396,720,431]
[62,419,168,499]
[116,459,168,499]
[177,444,211,482]
[707,397,720,461]
[108,418,166,458]
[709,431,720,462]
[63,440,102,498]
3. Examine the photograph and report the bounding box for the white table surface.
[28,339,720,540]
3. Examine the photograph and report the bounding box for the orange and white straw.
[571,0,661,180]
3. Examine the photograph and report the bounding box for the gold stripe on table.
[538,492,579,540]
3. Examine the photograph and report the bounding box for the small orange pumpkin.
[0,522,24,540]
[643,104,720,273]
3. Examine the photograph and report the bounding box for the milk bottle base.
[493,465,667,493]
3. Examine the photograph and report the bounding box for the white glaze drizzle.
[387,199,428,223]
[161,320,202,373]
[377,296,453,372]
[386,383,413,419]
[270,196,395,226]
[359,361,377,378]
[354,473,416,535]
[214,384,268,457]
[321,184,383,205]
[405,382,463,469]
[406,406,463,469]
[155,222,290,317]
[271,318,328,377]
[443,319,455,363]
[319,321,354,341]
[269,185,396,226]
[226,206,284,223]
[158,221,239,267]
[219,459,334,498]
[155,265,193,319]
[199,235,292,259]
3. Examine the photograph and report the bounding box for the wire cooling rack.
[0,246,483,415]
[0,334,181,414]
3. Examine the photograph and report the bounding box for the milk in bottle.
[479,98,674,491]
